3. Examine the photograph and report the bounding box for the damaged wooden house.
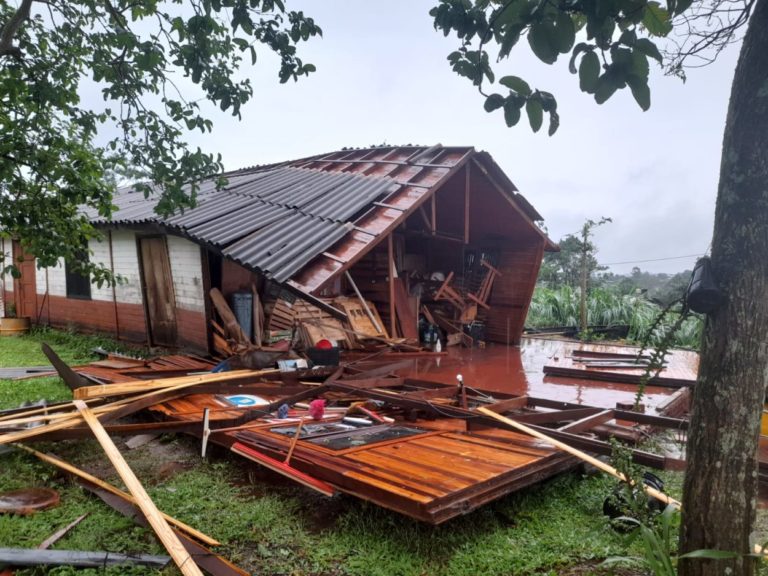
[0,144,556,353]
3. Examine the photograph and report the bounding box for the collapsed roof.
[88,144,554,297]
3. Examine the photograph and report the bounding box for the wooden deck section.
[230,422,575,524]
[148,389,577,524]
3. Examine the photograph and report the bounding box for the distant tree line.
[529,231,701,349]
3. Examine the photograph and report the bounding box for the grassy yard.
[0,328,679,575]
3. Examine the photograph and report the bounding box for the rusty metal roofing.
[90,145,551,290]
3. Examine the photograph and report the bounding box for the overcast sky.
[137,1,742,275]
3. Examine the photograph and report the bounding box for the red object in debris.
[315,339,333,350]
[308,399,325,420]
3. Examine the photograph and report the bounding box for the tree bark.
[679,3,768,575]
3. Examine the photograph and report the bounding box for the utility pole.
[578,217,612,337]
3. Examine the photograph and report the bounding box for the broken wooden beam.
[81,483,249,576]
[73,400,203,576]
[37,514,88,550]
[476,407,678,507]
[14,445,219,546]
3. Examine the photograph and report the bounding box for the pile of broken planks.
[209,283,437,367]
[0,354,302,576]
[2,343,702,571]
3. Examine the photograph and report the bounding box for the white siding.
[30,230,143,305]
[90,237,113,301]
[167,235,205,313]
[46,259,67,297]
[109,231,143,305]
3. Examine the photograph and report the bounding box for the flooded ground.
[391,336,693,412]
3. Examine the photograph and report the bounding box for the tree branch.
[0,0,34,58]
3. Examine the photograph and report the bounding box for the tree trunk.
[679,4,768,575]
[580,231,588,334]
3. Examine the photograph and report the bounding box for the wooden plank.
[388,234,397,337]
[81,483,250,576]
[407,435,537,469]
[558,409,615,433]
[442,432,552,458]
[393,278,418,340]
[345,451,464,493]
[370,441,505,479]
[210,288,248,345]
[72,400,204,576]
[343,470,433,504]
[73,369,263,400]
[37,515,88,550]
[231,442,336,497]
[42,343,89,390]
[511,407,604,426]
[482,396,530,413]
[476,407,679,508]
[140,237,178,347]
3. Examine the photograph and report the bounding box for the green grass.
[0,327,145,409]
[1,328,680,575]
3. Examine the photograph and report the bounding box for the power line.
[600,253,704,266]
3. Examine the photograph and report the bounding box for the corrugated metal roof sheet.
[91,145,551,291]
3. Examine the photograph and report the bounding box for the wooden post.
[73,401,204,576]
[430,194,436,235]
[464,163,470,244]
[388,234,397,337]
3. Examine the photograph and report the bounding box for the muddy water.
[393,337,676,411]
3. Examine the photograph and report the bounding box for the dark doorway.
[138,236,178,347]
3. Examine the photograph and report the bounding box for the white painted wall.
[25,230,204,312]
[33,230,144,306]
[167,235,205,313]
[108,231,143,305]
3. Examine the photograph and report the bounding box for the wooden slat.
[73,401,204,576]
[407,435,538,469]
[476,407,679,507]
[73,370,264,400]
[558,409,615,433]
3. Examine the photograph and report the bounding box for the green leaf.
[627,76,651,110]
[503,100,521,127]
[527,21,558,64]
[635,38,663,63]
[553,12,575,54]
[547,109,560,136]
[594,74,619,104]
[670,0,694,15]
[526,98,543,132]
[643,2,673,36]
[499,75,531,96]
[568,42,591,74]
[484,93,505,112]
[631,50,650,79]
[579,51,600,93]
